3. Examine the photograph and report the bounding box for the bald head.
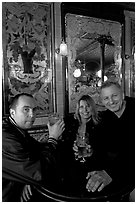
[10,93,37,129]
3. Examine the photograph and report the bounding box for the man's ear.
[10,108,15,118]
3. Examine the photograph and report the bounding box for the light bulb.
[104,76,108,81]
[97,70,101,78]
[59,41,68,56]
[73,68,81,78]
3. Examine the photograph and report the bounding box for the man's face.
[100,85,123,113]
[79,100,93,120]
[11,95,37,129]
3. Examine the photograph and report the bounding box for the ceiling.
[74,29,120,73]
[76,40,115,71]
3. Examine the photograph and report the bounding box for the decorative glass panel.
[65,13,122,113]
[2,2,53,117]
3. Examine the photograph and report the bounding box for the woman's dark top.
[57,114,108,196]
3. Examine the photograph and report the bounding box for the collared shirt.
[114,100,126,118]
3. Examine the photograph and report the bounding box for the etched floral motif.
[3,2,52,116]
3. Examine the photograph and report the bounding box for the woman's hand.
[21,185,32,202]
[86,170,112,192]
[73,141,78,152]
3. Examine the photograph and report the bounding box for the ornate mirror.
[65,13,122,113]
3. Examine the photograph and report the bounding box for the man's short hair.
[100,81,121,91]
[9,93,33,110]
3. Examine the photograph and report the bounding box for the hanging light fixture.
[59,40,68,56]
[55,40,68,56]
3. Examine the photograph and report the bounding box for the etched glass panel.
[2,2,53,116]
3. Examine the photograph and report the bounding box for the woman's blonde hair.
[74,95,99,125]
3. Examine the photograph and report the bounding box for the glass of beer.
[48,113,63,141]
[74,132,93,162]
[48,113,60,126]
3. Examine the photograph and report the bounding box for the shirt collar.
[114,100,126,118]
[9,116,26,137]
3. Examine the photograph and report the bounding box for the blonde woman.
[58,95,111,197]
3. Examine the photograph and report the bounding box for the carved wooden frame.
[124,10,135,98]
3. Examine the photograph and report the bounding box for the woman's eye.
[80,106,90,109]
[103,97,108,101]
[23,108,30,112]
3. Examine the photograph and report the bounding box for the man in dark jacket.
[86,81,135,199]
[2,93,65,201]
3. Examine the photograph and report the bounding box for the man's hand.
[21,185,32,202]
[86,170,112,192]
[47,119,65,140]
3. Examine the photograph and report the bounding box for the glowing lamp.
[59,41,68,56]
[55,41,68,56]
[97,70,101,78]
[104,76,108,81]
[73,68,81,78]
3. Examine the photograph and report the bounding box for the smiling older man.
[86,81,135,201]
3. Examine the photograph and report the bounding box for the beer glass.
[74,132,93,162]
